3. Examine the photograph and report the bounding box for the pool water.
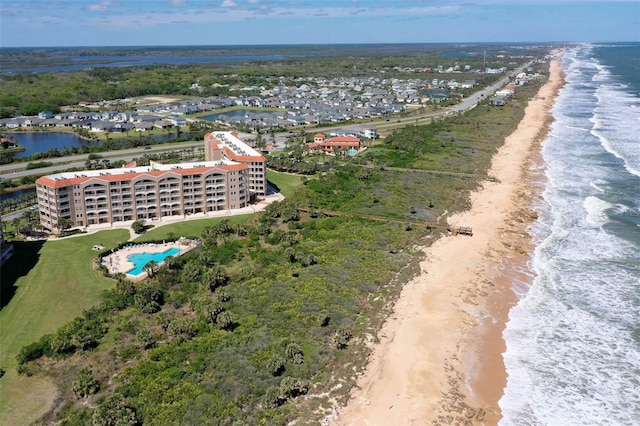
[126,247,180,276]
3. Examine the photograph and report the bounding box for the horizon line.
[3,41,637,50]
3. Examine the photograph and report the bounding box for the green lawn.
[0,229,129,424]
[133,214,254,243]
[267,170,304,197]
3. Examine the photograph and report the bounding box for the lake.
[4,132,92,158]
[4,132,183,158]
[200,109,253,122]
[0,188,36,203]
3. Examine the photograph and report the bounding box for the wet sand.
[331,57,564,425]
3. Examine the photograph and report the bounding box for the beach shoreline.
[330,56,564,425]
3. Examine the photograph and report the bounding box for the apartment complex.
[204,131,267,196]
[36,132,267,232]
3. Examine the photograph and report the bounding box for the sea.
[499,43,640,425]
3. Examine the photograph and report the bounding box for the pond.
[3,131,184,159]
[3,132,93,158]
[0,188,36,203]
[200,109,253,122]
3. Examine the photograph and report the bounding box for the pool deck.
[103,239,198,280]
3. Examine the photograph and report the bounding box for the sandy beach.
[331,57,564,425]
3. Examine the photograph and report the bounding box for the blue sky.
[0,0,638,47]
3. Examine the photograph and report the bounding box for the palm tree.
[12,217,21,236]
[56,217,73,234]
[143,260,158,278]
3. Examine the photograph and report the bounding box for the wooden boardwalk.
[297,207,473,236]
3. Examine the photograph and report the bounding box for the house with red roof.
[307,133,364,155]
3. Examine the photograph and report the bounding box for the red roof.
[36,164,247,189]
[326,136,361,143]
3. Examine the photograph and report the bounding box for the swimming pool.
[126,247,180,276]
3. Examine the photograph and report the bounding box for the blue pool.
[126,247,180,276]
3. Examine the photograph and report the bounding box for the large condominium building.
[36,132,267,233]
[204,131,267,196]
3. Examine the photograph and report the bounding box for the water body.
[500,43,640,424]
[5,132,183,158]
[2,54,286,74]
[4,132,92,158]
[200,109,254,122]
[0,188,36,203]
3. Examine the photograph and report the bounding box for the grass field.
[267,170,304,197]
[133,214,254,242]
[0,229,129,424]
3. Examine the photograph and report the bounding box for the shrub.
[334,327,352,350]
[262,386,281,409]
[134,285,163,313]
[92,393,138,426]
[265,355,285,376]
[72,368,100,398]
[135,329,155,350]
[215,311,234,330]
[278,376,308,400]
[16,339,49,364]
[285,343,304,365]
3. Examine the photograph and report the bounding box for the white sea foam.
[583,196,613,227]
[589,179,606,192]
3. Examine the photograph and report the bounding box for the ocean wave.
[590,84,640,178]
[501,45,640,425]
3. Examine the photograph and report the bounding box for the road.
[1,64,529,179]
[0,140,204,179]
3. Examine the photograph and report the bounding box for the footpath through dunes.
[330,57,564,426]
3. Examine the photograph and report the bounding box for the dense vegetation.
[19,209,423,425]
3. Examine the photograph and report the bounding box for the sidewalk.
[62,191,285,242]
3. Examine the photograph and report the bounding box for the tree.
[202,266,228,291]
[12,217,20,236]
[142,260,157,278]
[131,219,145,234]
[56,217,73,234]
[134,285,163,313]
[72,368,100,398]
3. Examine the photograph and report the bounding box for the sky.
[0,0,638,47]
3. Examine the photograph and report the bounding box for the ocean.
[499,43,640,425]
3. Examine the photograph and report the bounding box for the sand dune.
[331,57,564,426]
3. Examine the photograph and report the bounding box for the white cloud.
[88,0,118,12]
[221,0,238,7]
[170,0,187,6]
